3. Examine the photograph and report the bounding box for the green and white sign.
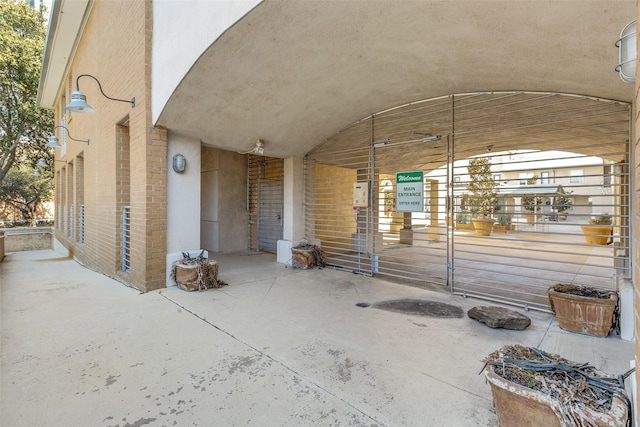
[396,171,424,212]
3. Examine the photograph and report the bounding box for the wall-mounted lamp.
[36,157,66,167]
[238,139,265,155]
[34,158,66,175]
[422,135,442,142]
[373,139,389,148]
[172,153,186,173]
[46,125,89,148]
[615,20,637,83]
[66,74,135,113]
[413,132,442,143]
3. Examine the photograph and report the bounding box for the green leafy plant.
[467,157,497,218]
[496,213,512,225]
[455,212,471,224]
[553,193,573,213]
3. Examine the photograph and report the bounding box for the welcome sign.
[395,171,424,212]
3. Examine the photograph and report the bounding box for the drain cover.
[372,299,464,318]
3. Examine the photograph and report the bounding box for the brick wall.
[1,228,53,252]
[51,0,167,291]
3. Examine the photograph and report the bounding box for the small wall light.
[616,20,637,83]
[66,74,135,113]
[173,154,186,173]
[238,139,265,155]
[47,125,89,148]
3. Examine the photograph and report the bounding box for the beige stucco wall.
[201,147,249,253]
[151,0,260,125]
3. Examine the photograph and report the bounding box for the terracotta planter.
[472,218,494,236]
[455,222,474,230]
[485,365,629,427]
[580,224,612,245]
[548,285,617,337]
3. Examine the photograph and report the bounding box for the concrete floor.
[0,249,635,426]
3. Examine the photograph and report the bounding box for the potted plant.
[467,157,497,236]
[454,212,474,230]
[552,189,572,220]
[484,344,630,427]
[580,213,613,245]
[521,175,541,223]
[548,283,618,337]
[493,213,514,233]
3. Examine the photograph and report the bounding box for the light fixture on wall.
[238,139,265,155]
[615,20,637,83]
[172,153,186,173]
[46,125,89,148]
[65,74,136,113]
[34,158,66,175]
[373,139,389,148]
[36,157,66,167]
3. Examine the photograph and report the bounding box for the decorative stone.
[468,306,531,330]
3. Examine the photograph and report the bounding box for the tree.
[0,0,53,185]
[522,175,542,213]
[0,165,52,226]
[467,157,497,217]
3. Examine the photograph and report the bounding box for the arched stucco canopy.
[155,1,636,159]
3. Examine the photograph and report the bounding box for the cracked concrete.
[1,249,635,426]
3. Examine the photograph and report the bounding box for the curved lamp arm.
[47,125,90,148]
[76,74,135,107]
[66,74,135,112]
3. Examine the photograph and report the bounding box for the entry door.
[258,181,283,252]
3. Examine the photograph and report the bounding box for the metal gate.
[305,92,631,311]
[248,156,283,253]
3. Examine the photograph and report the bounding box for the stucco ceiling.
[156,1,637,158]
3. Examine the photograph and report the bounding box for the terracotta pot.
[485,365,629,427]
[580,224,612,245]
[472,218,494,236]
[548,286,617,337]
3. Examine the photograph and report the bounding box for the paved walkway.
[1,249,635,426]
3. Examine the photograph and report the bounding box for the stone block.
[468,306,531,330]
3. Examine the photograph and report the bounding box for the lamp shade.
[172,154,186,173]
[617,20,637,83]
[46,135,62,148]
[66,90,95,113]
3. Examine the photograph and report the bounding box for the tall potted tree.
[521,175,541,223]
[467,157,498,236]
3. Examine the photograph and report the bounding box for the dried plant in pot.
[483,345,631,427]
[548,284,618,337]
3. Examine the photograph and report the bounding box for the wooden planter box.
[548,285,617,337]
[485,365,629,427]
[173,260,219,291]
[291,248,317,269]
[493,224,515,233]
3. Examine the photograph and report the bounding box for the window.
[493,174,501,182]
[569,170,583,184]
[519,172,534,185]
[453,176,460,183]
[540,172,549,184]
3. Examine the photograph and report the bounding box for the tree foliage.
[467,157,497,217]
[0,0,53,184]
[0,165,52,225]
